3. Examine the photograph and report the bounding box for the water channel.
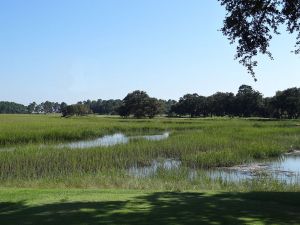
[128,151,300,183]
[59,132,170,149]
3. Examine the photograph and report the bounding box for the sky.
[0,0,299,105]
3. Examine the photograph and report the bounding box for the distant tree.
[171,94,208,117]
[76,104,91,115]
[0,102,28,114]
[2,85,300,119]
[62,104,90,117]
[118,104,130,118]
[83,99,92,108]
[42,101,54,114]
[273,87,300,118]
[219,0,300,79]
[165,99,177,116]
[60,102,68,112]
[198,95,210,117]
[144,98,161,118]
[34,104,42,114]
[179,94,200,117]
[209,92,236,116]
[170,103,183,117]
[103,99,123,115]
[62,105,75,117]
[262,97,278,118]
[27,102,37,113]
[122,90,149,118]
[90,99,103,114]
[119,90,160,118]
[155,99,177,115]
[52,102,61,113]
[37,101,63,114]
[88,99,122,115]
[235,85,263,117]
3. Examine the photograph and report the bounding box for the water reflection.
[63,133,129,149]
[128,153,300,184]
[212,153,300,183]
[140,132,170,141]
[271,154,300,173]
[60,132,169,149]
[129,159,181,178]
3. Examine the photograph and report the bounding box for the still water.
[60,132,170,149]
[128,159,181,178]
[209,153,300,183]
[128,153,300,183]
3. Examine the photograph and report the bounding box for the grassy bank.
[1,188,300,225]
[0,114,299,190]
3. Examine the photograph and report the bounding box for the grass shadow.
[1,192,300,225]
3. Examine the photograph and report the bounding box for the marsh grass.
[0,114,299,190]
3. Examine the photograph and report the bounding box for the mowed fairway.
[0,114,300,224]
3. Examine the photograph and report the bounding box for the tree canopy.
[170,85,300,119]
[61,104,91,117]
[219,0,300,79]
[1,86,299,119]
[0,102,28,114]
[119,90,161,118]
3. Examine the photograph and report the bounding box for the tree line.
[170,85,300,119]
[115,86,300,119]
[1,85,299,119]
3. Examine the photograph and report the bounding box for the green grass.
[0,114,300,190]
[0,114,166,146]
[1,115,300,224]
[1,188,300,225]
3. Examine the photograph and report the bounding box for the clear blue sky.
[0,0,299,104]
